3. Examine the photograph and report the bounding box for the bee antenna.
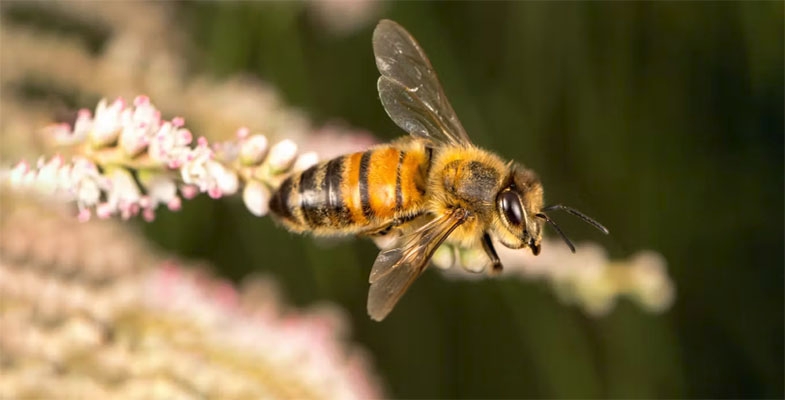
[535,213,576,253]
[541,204,609,235]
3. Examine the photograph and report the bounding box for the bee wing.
[367,209,469,321]
[373,19,471,147]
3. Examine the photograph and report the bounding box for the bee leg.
[362,213,424,237]
[481,233,503,274]
[364,224,393,237]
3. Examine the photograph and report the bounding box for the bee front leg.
[481,233,503,274]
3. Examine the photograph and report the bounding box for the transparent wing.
[367,208,468,321]
[373,19,471,147]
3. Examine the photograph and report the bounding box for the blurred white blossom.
[0,195,384,399]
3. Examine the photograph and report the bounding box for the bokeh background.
[1,1,782,398]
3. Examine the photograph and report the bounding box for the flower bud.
[292,152,319,172]
[432,245,456,270]
[239,134,269,165]
[242,181,271,217]
[89,98,124,147]
[267,139,298,173]
[459,246,487,273]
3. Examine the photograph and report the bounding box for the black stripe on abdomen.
[358,151,373,220]
[325,156,352,226]
[299,164,328,227]
[270,176,296,223]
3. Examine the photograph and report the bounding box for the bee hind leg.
[481,233,503,274]
[362,213,424,237]
[362,223,396,237]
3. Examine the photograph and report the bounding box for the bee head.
[494,166,545,254]
[494,165,610,255]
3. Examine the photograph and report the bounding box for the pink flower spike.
[77,108,91,118]
[236,127,250,139]
[143,208,156,222]
[77,209,91,222]
[172,117,185,128]
[197,136,209,147]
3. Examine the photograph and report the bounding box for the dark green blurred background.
[157,2,782,398]
[13,1,783,398]
[151,3,783,398]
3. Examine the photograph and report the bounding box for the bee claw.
[481,232,504,275]
[490,261,504,275]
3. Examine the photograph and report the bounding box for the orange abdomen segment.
[269,144,428,234]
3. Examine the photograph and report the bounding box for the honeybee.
[269,19,608,321]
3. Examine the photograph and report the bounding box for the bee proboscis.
[269,19,609,321]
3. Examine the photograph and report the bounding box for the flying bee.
[269,19,609,321]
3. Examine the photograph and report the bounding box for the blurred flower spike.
[0,195,383,399]
[433,239,676,316]
[6,96,319,221]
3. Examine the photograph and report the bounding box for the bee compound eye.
[499,191,524,227]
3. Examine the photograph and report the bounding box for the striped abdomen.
[269,144,429,235]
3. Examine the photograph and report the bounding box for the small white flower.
[167,197,182,211]
[34,156,64,195]
[210,162,239,195]
[239,134,269,165]
[236,127,250,139]
[242,181,270,217]
[148,122,193,167]
[48,123,82,146]
[142,173,178,207]
[9,161,31,188]
[96,202,114,219]
[72,109,94,142]
[629,251,674,313]
[70,158,106,208]
[179,185,199,200]
[431,245,456,270]
[180,143,214,190]
[90,98,124,147]
[119,123,151,157]
[132,96,161,127]
[267,139,298,172]
[292,151,320,172]
[459,246,488,273]
[76,179,102,208]
[105,168,142,215]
